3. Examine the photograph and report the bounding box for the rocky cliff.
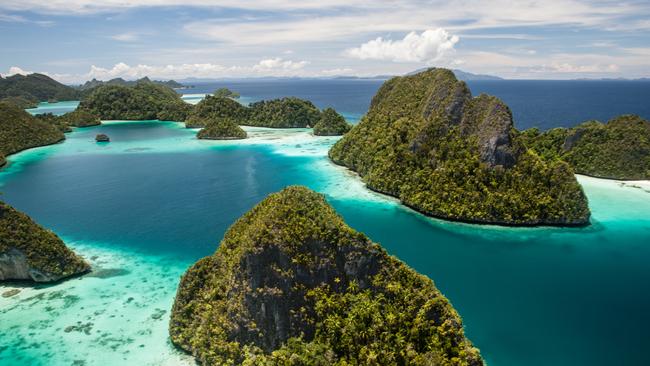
[170,186,483,365]
[0,201,90,282]
[329,68,590,226]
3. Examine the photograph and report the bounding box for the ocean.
[4,79,650,366]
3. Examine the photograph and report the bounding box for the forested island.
[329,68,590,226]
[247,97,321,128]
[170,186,483,365]
[0,73,80,103]
[522,115,650,180]
[0,201,90,282]
[313,108,352,136]
[0,101,65,167]
[78,82,191,121]
[188,94,332,129]
[78,77,184,91]
[197,117,247,140]
[187,95,249,128]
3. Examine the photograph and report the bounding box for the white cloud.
[1,66,33,77]
[253,58,308,71]
[346,29,458,63]
[110,32,140,42]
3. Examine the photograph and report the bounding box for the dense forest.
[0,201,90,282]
[78,82,190,121]
[0,101,65,167]
[247,97,322,128]
[0,73,80,102]
[171,186,483,366]
[186,95,249,128]
[521,115,650,180]
[329,68,590,226]
[313,108,352,136]
[197,116,247,140]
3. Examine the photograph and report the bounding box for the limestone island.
[246,97,321,128]
[78,81,191,122]
[0,101,65,167]
[313,107,352,136]
[186,95,249,128]
[0,201,90,282]
[329,68,590,226]
[95,134,110,142]
[170,186,483,365]
[197,116,247,140]
[522,114,650,180]
[0,73,81,103]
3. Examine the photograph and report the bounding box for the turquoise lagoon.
[1,120,650,366]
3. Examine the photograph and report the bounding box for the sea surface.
[2,80,650,366]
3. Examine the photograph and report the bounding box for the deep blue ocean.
[181,78,650,129]
[4,79,650,366]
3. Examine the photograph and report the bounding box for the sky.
[0,0,649,83]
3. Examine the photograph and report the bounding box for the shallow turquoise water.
[1,121,650,365]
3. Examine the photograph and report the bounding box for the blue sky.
[0,0,649,82]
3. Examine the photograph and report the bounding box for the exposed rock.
[95,134,110,142]
[170,186,483,365]
[0,201,90,283]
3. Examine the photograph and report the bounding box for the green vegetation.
[213,87,241,99]
[79,77,184,92]
[329,68,590,226]
[0,201,90,282]
[0,101,65,167]
[521,115,650,180]
[197,117,247,140]
[248,97,321,128]
[59,110,102,127]
[313,108,351,136]
[0,96,38,109]
[0,73,80,102]
[78,81,190,121]
[186,95,249,128]
[170,186,483,366]
[32,110,101,134]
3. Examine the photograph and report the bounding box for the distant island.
[77,76,184,91]
[170,186,483,365]
[247,97,321,128]
[186,95,249,128]
[329,68,590,226]
[78,81,191,121]
[0,73,80,103]
[0,200,90,282]
[0,101,65,167]
[522,114,650,180]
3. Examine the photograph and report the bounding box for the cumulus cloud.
[345,29,459,63]
[252,58,308,72]
[1,66,33,77]
[83,59,310,81]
